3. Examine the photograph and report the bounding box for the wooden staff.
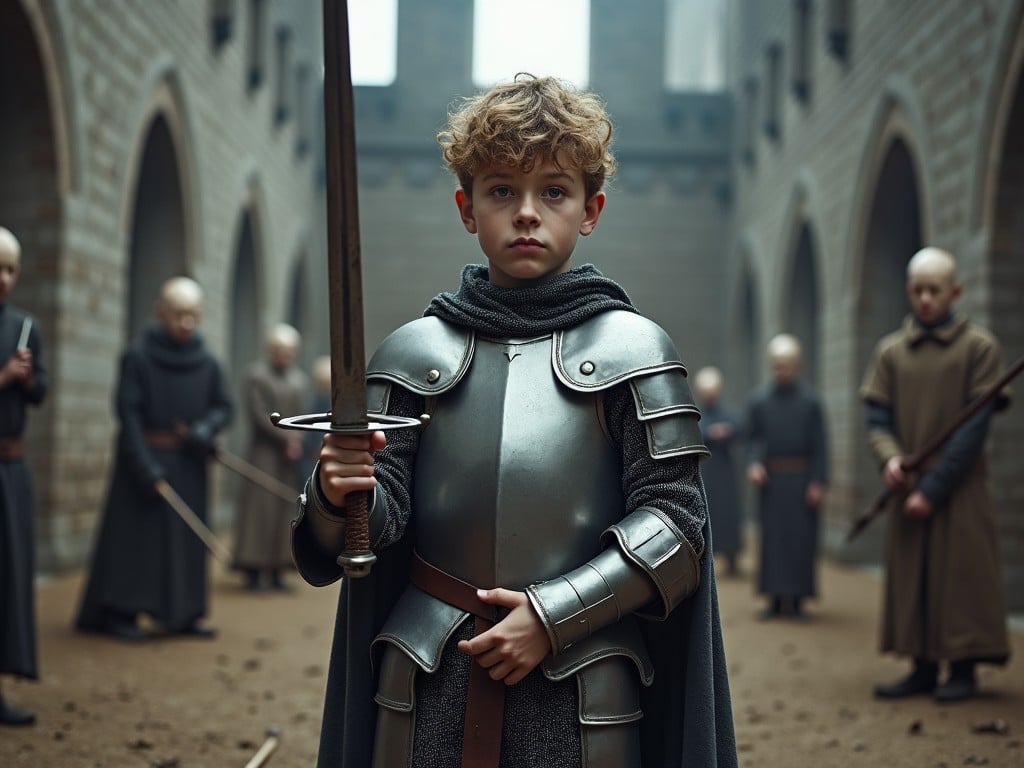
[846,354,1024,542]
[243,724,281,768]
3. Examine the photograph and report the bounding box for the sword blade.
[322,0,367,429]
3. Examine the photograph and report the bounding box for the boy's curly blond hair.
[437,74,616,199]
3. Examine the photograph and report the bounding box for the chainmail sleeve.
[369,385,425,550]
[603,383,707,556]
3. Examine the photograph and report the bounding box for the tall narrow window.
[294,63,310,157]
[274,27,292,124]
[210,0,234,50]
[664,0,726,92]
[743,77,759,167]
[247,0,267,92]
[350,0,397,85]
[826,0,850,60]
[473,0,590,88]
[792,0,812,103]
[764,43,782,141]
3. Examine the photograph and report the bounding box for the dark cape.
[76,326,232,633]
[0,305,47,679]
[298,265,737,767]
[745,381,828,599]
[699,403,744,559]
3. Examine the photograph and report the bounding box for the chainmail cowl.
[424,263,637,335]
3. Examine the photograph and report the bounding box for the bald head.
[905,246,962,324]
[266,323,301,369]
[157,276,204,344]
[0,227,22,304]
[693,366,724,404]
[313,355,332,393]
[0,228,21,260]
[767,334,802,386]
[907,247,957,283]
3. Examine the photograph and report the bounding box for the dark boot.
[758,596,783,620]
[0,697,36,726]
[873,659,938,698]
[103,611,148,642]
[269,570,293,592]
[244,568,266,592]
[934,660,977,703]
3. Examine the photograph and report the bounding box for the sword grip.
[337,490,376,578]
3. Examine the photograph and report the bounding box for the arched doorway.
[857,139,922,375]
[222,208,264,521]
[987,46,1024,606]
[783,223,821,390]
[286,249,313,370]
[126,115,188,342]
[0,1,62,567]
[850,137,924,559]
[731,265,760,403]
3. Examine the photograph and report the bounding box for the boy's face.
[906,269,961,325]
[455,159,605,288]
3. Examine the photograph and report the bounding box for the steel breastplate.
[412,333,624,590]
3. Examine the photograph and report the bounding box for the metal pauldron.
[525,507,698,655]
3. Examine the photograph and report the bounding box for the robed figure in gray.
[745,335,828,619]
[693,366,744,576]
[76,278,232,640]
[232,324,308,591]
[0,228,48,725]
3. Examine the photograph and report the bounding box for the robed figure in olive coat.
[861,247,1010,702]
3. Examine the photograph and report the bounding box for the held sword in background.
[846,354,1024,543]
[271,0,425,578]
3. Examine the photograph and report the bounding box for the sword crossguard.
[271,411,429,578]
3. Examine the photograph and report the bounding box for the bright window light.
[473,0,590,88]
[349,0,397,86]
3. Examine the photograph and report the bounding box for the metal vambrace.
[525,507,701,655]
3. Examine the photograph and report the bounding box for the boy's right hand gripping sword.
[271,0,425,578]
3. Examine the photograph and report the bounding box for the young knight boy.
[292,75,736,768]
[861,247,1011,702]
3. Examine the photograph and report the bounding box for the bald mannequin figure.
[76,276,232,641]
[861,246,1010,702]
[0,227,48,725]
[745,333,828,619]
[693,366,744,576]
[233,323,309,591]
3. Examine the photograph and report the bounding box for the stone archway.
[227,209,263,452]
[986,43,1024,607]
[729,259,760,405]
[0,0,62,567]
[126,115,188,343]
[849,137,923,560]
[783,224,821,390]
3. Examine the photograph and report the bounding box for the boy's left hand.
[457,588,551,686]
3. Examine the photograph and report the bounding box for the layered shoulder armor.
[364,317,474,413]
[555,311,707,461]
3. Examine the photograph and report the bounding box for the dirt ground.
[2,544,1023,767]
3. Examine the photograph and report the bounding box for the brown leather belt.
[411,553,505,768]
[0,437,25,461]
[145,431,185,450]
[765,456,810,473]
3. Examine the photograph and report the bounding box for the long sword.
[271,0,424,578]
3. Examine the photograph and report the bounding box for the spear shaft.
[846,354,1024,542]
